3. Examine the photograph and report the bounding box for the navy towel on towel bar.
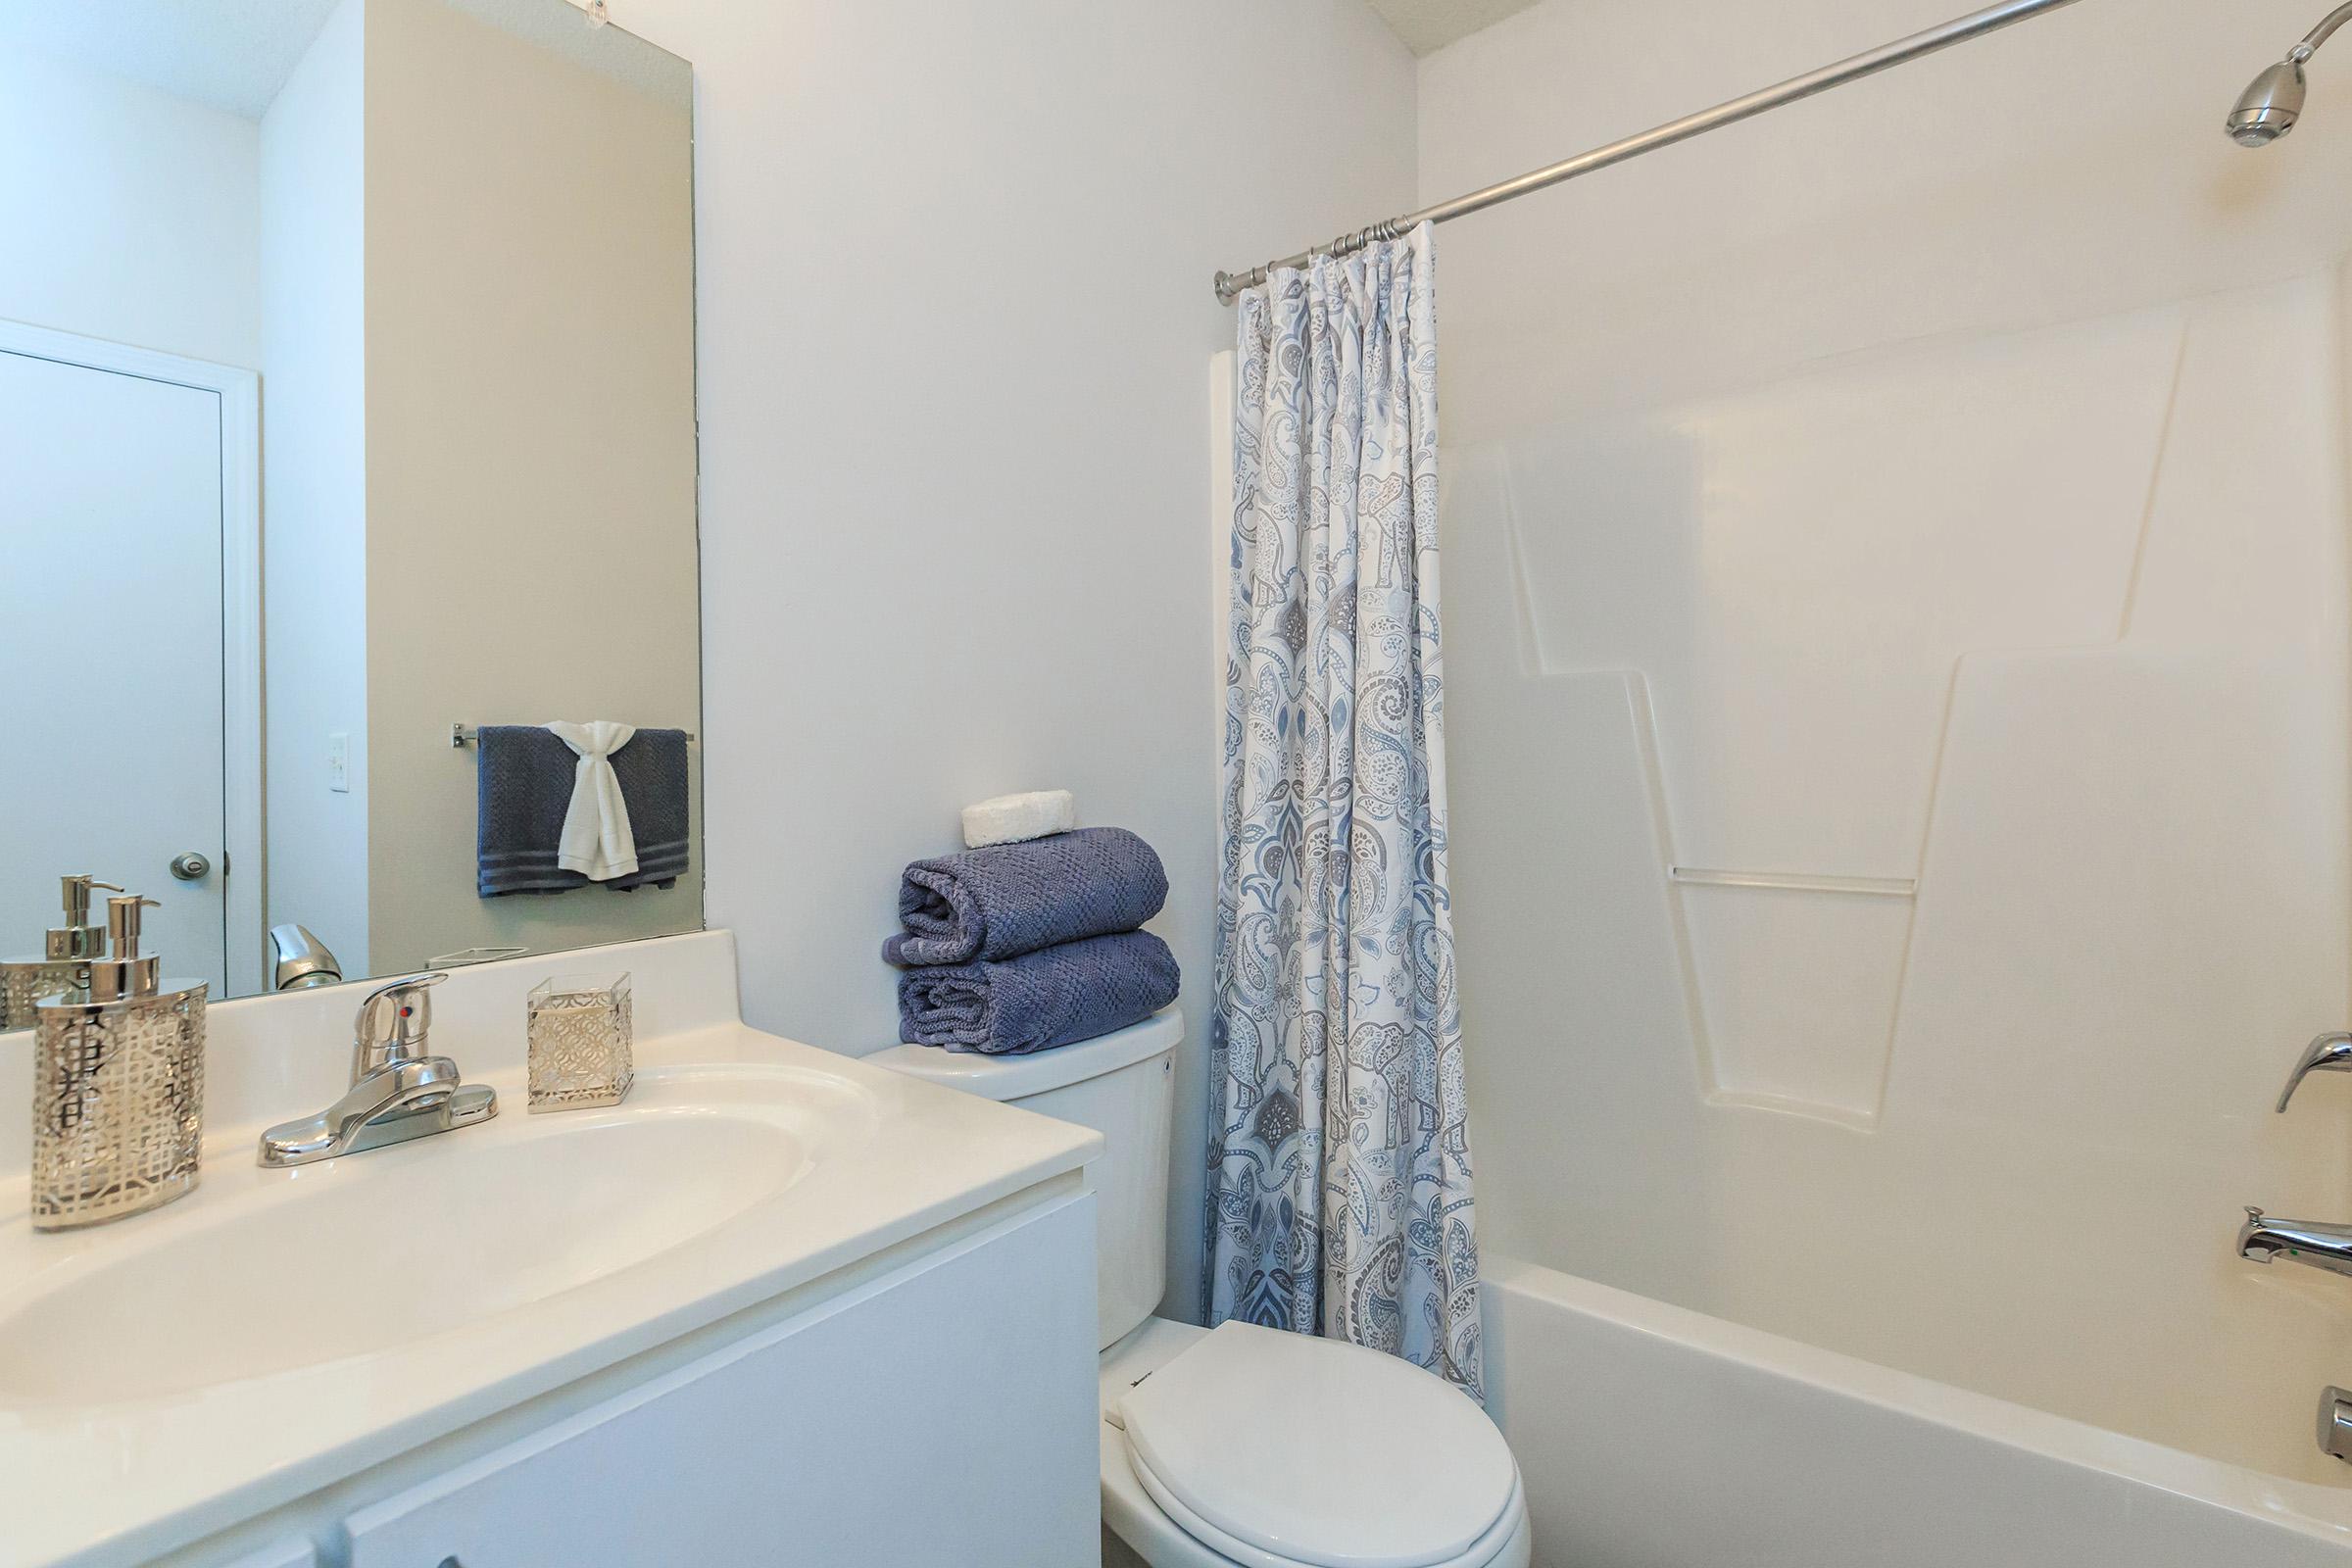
[475,725,691,896]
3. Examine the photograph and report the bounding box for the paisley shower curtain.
[1204,223,1483,1396]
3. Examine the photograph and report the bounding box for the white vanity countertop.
[0,933,1101,1568]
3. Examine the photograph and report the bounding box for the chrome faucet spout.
[257,1056,464,1165]
[257,973,496,1168]
[2238,1206,2352,1278]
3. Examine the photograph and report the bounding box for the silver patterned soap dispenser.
[30,894,208,1230]
[0,875,122,1030]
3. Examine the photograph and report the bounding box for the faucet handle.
[353,972,449,1068]
[2278,1032,2352,1113]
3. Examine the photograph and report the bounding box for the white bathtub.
[1483,1254,2352,1567]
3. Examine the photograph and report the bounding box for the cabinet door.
[345,1194,1097,1568]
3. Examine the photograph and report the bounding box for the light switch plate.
[328,732,350,793]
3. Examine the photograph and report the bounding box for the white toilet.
[872,1011,1533,1568]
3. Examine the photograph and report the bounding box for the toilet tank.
[869,1009,1179,1349]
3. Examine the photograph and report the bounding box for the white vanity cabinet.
[219,1546,318,1568]
[337,1194,1098,1568]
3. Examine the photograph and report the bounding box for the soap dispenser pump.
[0,875,122,1030]
[30,892,208,1230]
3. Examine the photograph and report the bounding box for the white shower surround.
[1417,0,2352,1551]
[1447,261,2352,1500]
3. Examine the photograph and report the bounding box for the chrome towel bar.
[450,723,697,749]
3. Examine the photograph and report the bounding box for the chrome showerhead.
[2231,4,2352,148]
[2230,56,2307,146]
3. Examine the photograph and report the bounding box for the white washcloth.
[547,721,639,880]
[960,790,1076,849]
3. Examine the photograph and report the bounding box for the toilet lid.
[1116,1322,1519,1568]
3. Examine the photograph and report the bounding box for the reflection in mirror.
[0,0,701,1023]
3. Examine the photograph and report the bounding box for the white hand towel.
[547,721,640,880]
[960,790,1076,849]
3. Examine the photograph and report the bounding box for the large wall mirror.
[0,0,700,1021]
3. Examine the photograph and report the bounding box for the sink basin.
[0,1066,866,1406]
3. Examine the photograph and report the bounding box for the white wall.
[604,0,1418,1323]
[261,0,371,979]
[1423,0,2352,1484]
[0,48,260,368]
[361,0,701,975]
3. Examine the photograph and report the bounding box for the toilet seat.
[1113,1322,1522,1568]
[1124,1441,1527,1568]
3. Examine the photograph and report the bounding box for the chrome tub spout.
[2238,1207,2352,1279]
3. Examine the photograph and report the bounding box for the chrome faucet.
[268,922,343,991]
[257,973,497,1167]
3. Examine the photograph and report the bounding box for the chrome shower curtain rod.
[1212,0,2088,304]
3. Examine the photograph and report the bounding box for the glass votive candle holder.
[526,972,633,1112]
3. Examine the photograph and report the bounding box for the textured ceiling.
[1364,0,1544,56]
[0,0,343,119]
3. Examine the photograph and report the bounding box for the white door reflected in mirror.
[0,342,237,999]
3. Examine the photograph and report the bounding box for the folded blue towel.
[476,726,691,897]
[881,826,1167,967]
[897,931,1180,1054]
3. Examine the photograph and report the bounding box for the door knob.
[168,853,211,881]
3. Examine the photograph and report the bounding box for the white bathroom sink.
[0,940,1102,1568]
[0,1082,826,1404]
